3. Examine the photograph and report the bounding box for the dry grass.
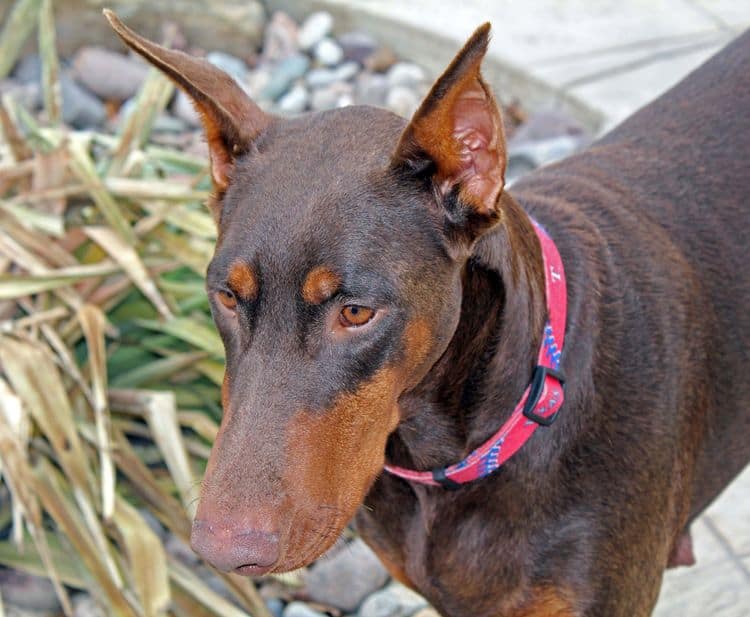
[0,1,271,615]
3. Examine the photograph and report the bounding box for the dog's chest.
[357,484,558,616]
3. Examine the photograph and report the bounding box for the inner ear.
[393,23,505,220]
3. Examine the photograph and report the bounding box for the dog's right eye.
[216,289,237,311]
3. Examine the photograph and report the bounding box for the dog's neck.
[389,192,548,472]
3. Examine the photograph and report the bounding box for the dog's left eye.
[339,305,375,328]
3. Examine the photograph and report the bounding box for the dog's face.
[107,13,506,574]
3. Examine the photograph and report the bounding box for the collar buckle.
[522,365,566,427]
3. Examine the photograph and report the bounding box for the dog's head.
[106,12,507,575]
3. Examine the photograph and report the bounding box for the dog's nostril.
[191,519,280,574]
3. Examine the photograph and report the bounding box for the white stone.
[298,11,334,51]
[314,37,344,67]
[278,83,309,114]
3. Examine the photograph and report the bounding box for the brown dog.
[106,11,750,616]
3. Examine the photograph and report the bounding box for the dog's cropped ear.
[104,10,272,209]
[392,24,505,237]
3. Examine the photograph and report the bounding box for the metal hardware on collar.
[384,214,567,488]
[522,366,566,426]
[432,467,462,490]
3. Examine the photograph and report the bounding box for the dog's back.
[514,29,750,518]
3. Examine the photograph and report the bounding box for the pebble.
[61,73,106,128]
[310,82,354,111]
[266,597,285,617]
[298,11,334,51]
[246,65,272,98]
[355,72,389,107]
[0,569,61,612]
[165,532,200,566]
[119,98,187,133]
[263,11,299,62]
[358,583,427,617]
[304,538,389,612]
[412,610,441,617]
[386,62,426,89]
[72,46,149,101]
[509,109,586,142]
[278,83,309,113]
[364,47,398,73]
[338,31,379,64]
[262,53,310,101]
[306,61,359,88]
[206,51,248,84]
[12,54,41,83]
[386,86,420,118]
[283,602,327,617]
[72,593,107,617]
[0,78,41,111]
[314,37,344,67]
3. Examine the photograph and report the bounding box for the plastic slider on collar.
[522,365,566,427]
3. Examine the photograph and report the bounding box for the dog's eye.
[216,289,237,311]
[339,305,375,328]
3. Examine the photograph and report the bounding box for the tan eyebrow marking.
[227,260,258,301]
[302,266,341,305]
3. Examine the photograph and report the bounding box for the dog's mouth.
[266,505,347,575]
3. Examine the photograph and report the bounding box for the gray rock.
[207,51,248,83]
[266,597,285,617]
[338,31,379,64]
[298,11,334,51]
[173,89,201,127]
[137,507,167,542]
[358,583,427,617]
[283,602,326,617]
[355,72,389,107]
[507,135,586,169]
[262,54,310,101]
[306,62,359,89]
[72,46,149,101]
[364,47,398,73]
[61,73,106,128]
[0,569,61,612]
[509,109,586,142]
[278,83,309,114]
[165,532,200,566]
[263,11,299,62]
[246,65,272,98]
[0,79,41,110]
[73,593,108,617]
[386,63,426,89]
[310,82,354,111]
[304,538,389,612]
[12,54,41,83]
[314,38,344,67]
[386,86,419,118]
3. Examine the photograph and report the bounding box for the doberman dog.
[106,11,750,616]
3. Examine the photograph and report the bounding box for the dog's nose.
[190,519,280,575]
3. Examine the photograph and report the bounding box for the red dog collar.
[385,217,567,488]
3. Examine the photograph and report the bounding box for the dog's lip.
[233,563,274,576]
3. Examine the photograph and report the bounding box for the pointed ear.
[392,24,505,234]
[104,10,272,206]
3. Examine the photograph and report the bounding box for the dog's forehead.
[213,106,443,280]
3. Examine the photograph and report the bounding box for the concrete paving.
[267,2,750,613]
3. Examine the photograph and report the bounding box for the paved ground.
[280,2,750,614]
